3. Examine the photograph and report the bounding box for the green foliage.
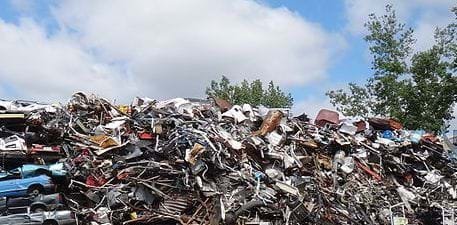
[326,4,457,133]
[403,48,457,132]
[364,4,415,118]
[327,83,372,117]
[206,76,293,108]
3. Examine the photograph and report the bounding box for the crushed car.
[3,163,68,179]
[0,175,54,197]
[0,210,76,225]
[0,193,65,215]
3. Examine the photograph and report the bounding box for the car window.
[8,168,22,178]
[0,172,20,181]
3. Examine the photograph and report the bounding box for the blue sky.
[266,0,455,116]
[266,0,370,100]
[0,0,454,118]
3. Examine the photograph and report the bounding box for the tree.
[206,76,293,108]
[403,48,457,132]
[263,81,294,108]
[435,7,457,72]
[207,76,234,101]
[327,83,372,117]
[326,5,457,133]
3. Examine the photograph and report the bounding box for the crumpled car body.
[0,135,27,151]
[0,193,65,215]
[0,175,54,198]
[0,210,76,225]
[0,163,67,179]
[21,163,67,178]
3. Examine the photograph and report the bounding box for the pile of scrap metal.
[1,92,457,225]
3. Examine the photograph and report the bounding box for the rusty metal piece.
[315,109,339,127]
[211,97,232,112]
[252,110,283,136]
[368,118,403,130]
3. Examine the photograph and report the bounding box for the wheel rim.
[31,189,40,195]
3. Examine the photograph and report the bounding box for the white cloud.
[344,0,454,36]
[51,0,341,99]
[344,0,390,35]
[0,0,343,102]
[0,18,137,102]
[413,9,454,51]
[344,0,454,52]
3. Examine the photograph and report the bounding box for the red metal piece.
[315,109,339,127]
[355,161,381,181]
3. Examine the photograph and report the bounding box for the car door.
[14,173,30,195]
[0,178,19,197]
[8,197,30,214]
[6,213,31,225]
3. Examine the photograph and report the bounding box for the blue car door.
[0,179,18,197]
[15,177,29,195]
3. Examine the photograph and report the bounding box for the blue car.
[20,163,67,178]
[0,163,67,179]
[0,175,55,197]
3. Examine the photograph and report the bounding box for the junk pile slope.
[0,92,456,225]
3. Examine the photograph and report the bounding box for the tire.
[27,185,43,196]
[42,220,58,225]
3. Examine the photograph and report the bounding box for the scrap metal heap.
[1,92,457,225]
